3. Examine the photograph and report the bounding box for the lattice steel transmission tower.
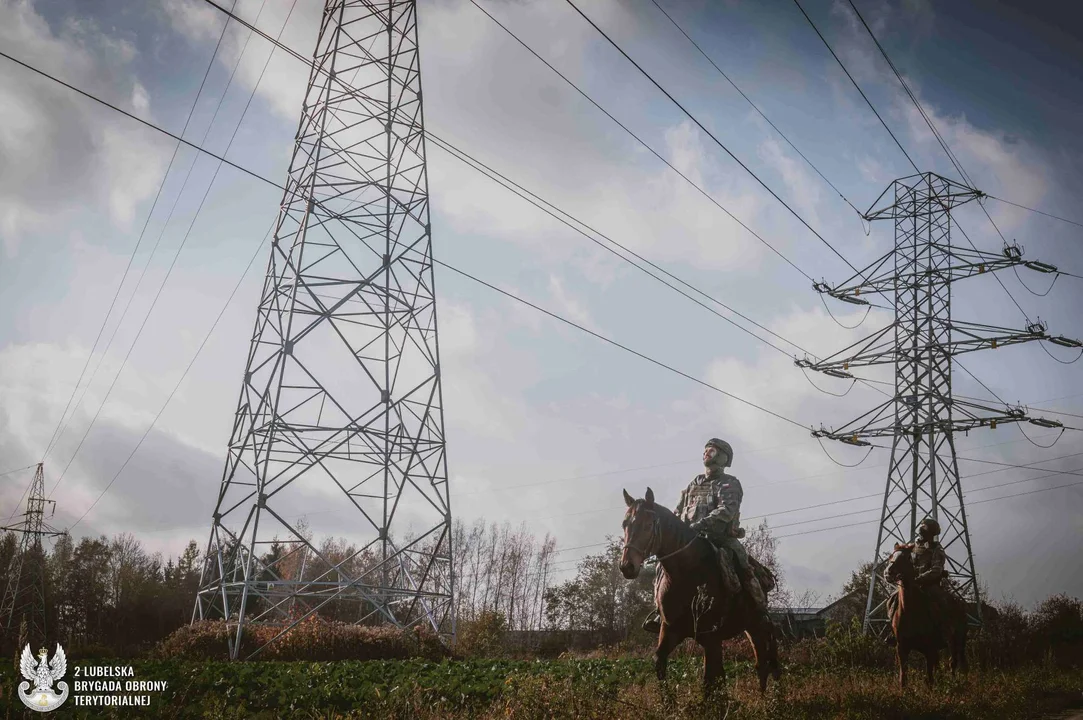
[801,172,1080,635]
[194,0,453,659]
[2,463,64,650]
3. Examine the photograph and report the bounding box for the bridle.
[622,506,699,564]
[885,548,913,585]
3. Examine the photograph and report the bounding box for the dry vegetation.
[3,523,1081,718]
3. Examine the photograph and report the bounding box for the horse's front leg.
[924,649,937,686]
[700,637,726,703]
[655,624,683,708]
[896,643,908,690]
[655,623,682,684]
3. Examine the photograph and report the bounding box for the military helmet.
[919,517,941,536]
[705,438,733,465]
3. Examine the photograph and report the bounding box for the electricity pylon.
[194,0,453,659]
[801,172,1080,635]
[1,463,64,650]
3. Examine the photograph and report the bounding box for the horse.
[884,543,968,688]
[619,487,781,696]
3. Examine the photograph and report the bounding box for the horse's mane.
[640,500,707,558]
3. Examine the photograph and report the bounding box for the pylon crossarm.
[948,319,1081,355]
[800,323,896,375]
[813,249,896,303]
[814,410,1039,441]
[864,173,983,219]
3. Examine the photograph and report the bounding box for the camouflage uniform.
[675,471,749,575]
[643,439,765,634]
[887,519,960,629]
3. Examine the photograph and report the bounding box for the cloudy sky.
[1,0,1081,608]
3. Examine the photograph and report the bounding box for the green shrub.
[454,611,507,658]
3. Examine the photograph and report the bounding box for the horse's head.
[619,487,658,579]
[884,542,915,584]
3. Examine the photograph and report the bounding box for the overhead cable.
[647,0,864,217]
[39,1,241,464]
[563,0,892,305]
[790,0,919,175]
[987,196,1083,229]
[465,0,814,282]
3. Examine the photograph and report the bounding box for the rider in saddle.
[643,438,768,633]
[887,517,962,628]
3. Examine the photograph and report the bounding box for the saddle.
[710,544,775,596]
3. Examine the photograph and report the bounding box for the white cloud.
[547,275,595,331]
[160,0,316,123]
[0,0,170,255]
[160,0,222,43]
[131,81,150,114]
[757,136,823,226]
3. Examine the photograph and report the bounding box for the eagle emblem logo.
[18,643,69,712]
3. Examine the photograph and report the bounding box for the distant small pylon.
[1,463,64,650]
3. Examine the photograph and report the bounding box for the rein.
[623,507,700,564]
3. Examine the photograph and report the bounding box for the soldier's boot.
[643,609,661,634]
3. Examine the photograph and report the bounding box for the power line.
[648,0,863,217]
[68,220,276,532]
[563,0,890,304]
[842,0,972,186]
[555,456,1083,552]
[45,0,267,465]
[203,0,873,385]
[955,453,1083,478]
[954,219,1032,322]
[0,47,814,453]
[839,0,1045,326]
[201,0,895,408]
[466,0,815,283]
[2,467,39,526]
[46,0,291,497]
[428,137,807,360]
[842,0,1083,243]
[6,53,819,526]
[504,430,1076,525]
[435,259,810,431]
[987,195,1083,230]
[778,477,1083,540]
[39,0,241,463]
[0,50,279,194]
[954,359,1008,407]
[5,16,857,401]
[62,1,298,525]
[790,0,919,175]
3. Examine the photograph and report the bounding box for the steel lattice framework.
[2,464,64,651]
[803,173,1079,635]
[194,0,453,659]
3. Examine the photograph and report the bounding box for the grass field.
[2,656,1081,719]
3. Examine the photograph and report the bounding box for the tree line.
[3,519,1079,663]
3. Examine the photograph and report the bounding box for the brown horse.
[884,543,968,688]
[619,487,781,695]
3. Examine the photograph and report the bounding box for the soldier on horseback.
[887,517,963,630]
[644,438,769,633]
